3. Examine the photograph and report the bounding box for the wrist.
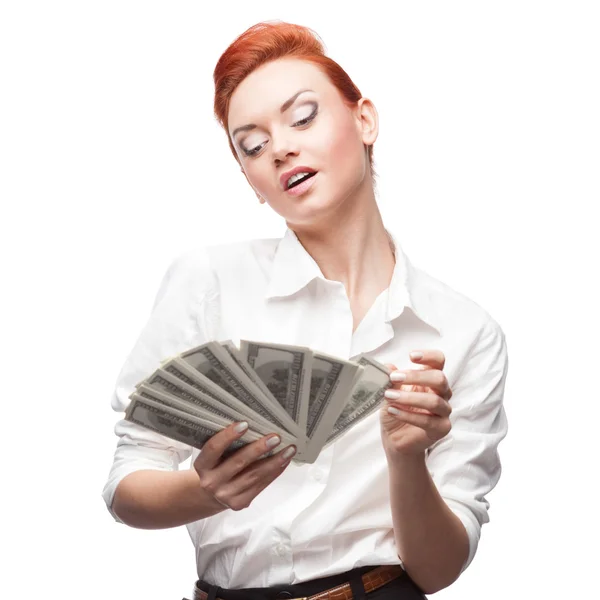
[384,446,427,467]
[185,468,228,515]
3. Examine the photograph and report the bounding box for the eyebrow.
[231,89,315,139]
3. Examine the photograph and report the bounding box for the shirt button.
[311,467,325,481]
[276,543,288,556]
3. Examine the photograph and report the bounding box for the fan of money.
[125,340,393,464]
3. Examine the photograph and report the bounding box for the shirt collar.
[385,229,441,334]
[265,227,441,334]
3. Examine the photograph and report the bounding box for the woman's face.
[227,57,378,229]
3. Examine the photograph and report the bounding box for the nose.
[270,129,299,164]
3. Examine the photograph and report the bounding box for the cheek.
[321,117,365,177]
[244,164,269,195]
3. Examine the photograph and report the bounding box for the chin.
[284,198,347,229]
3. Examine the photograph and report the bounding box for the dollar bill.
[220,340,284,412]
[239,340,312,433]
[179,342,303,437]
[134,385,236,429]
[140,370,236,422]
[142,368,273,434]
[323,354,393,448]
[124,395,263,455]
[299,351,363,464]
[126,341,395,464]
[155,358,304,452]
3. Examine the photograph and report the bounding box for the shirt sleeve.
[101,247,221,523]
[425,317,509,574]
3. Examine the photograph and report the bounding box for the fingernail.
[384,390,403,400]
[388,406,402,416]
[266,435,281,448]
[281,446,296,460]
[390,372,406,382]
[234,421,249,433]
[410,351,423,360]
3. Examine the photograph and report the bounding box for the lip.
[280,166,317,190]
[285,172,317,197]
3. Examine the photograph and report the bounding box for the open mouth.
[287,172,317,190]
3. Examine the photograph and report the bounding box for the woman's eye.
[246,144,264,156]
[244,107,318,157]
[293,107,318,127]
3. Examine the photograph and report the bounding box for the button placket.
[268,491,294,582]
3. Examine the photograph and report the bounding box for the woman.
[103,20,509,600]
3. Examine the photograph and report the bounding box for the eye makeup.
[241,104,319,157]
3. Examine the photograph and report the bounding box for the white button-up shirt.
[102,227,509,588]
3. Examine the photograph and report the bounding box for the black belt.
[189,565,406,600]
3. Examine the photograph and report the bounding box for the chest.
[215,278,440,370]
[350,288,396,336]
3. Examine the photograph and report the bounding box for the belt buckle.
[276,593,307,600]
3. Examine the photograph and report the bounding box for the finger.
[212,432,284,483]
[195,431,284,504]
[217,445,297,511]
[389,368,451,398]
[194,421,253,471]
[386,362,426,374]
[387,405,452,438]
[230,444,296,493]
[409,349,446,370]
[384,389,451,417]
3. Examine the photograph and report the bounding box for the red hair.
[213,20,377,189]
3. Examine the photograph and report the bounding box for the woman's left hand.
[380,350,453,457]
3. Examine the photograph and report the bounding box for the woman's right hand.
[193,421,296,512]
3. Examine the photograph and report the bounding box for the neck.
[287,192,396,302]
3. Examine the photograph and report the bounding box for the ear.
[355,97,379,146]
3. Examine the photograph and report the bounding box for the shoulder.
[182,237,283,290]
[166,236,280,280]
[206,236,281,270]
[174,236,280,267]
[159,237,282,304]
[408,259,505,341]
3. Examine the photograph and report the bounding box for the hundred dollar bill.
[220,340,285,413]
[124,395,264,455]
[132,387,231,430]
[299,351,363,464]
[131,387,295,455]
[156,358,304,452]
[140,370,235,421]
[128,392,304,463]
[179,342,303,438]
[305,352,363,438]
[218,340,308,453]
[239,340,312,433]
[139,368,298,448]
[156,358,249,414]
[141,368,281,436]
[323,354,393,448]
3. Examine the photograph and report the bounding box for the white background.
[2,1,598,598]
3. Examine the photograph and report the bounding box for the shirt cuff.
[102,444,182,524]
[443,497,482,574]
